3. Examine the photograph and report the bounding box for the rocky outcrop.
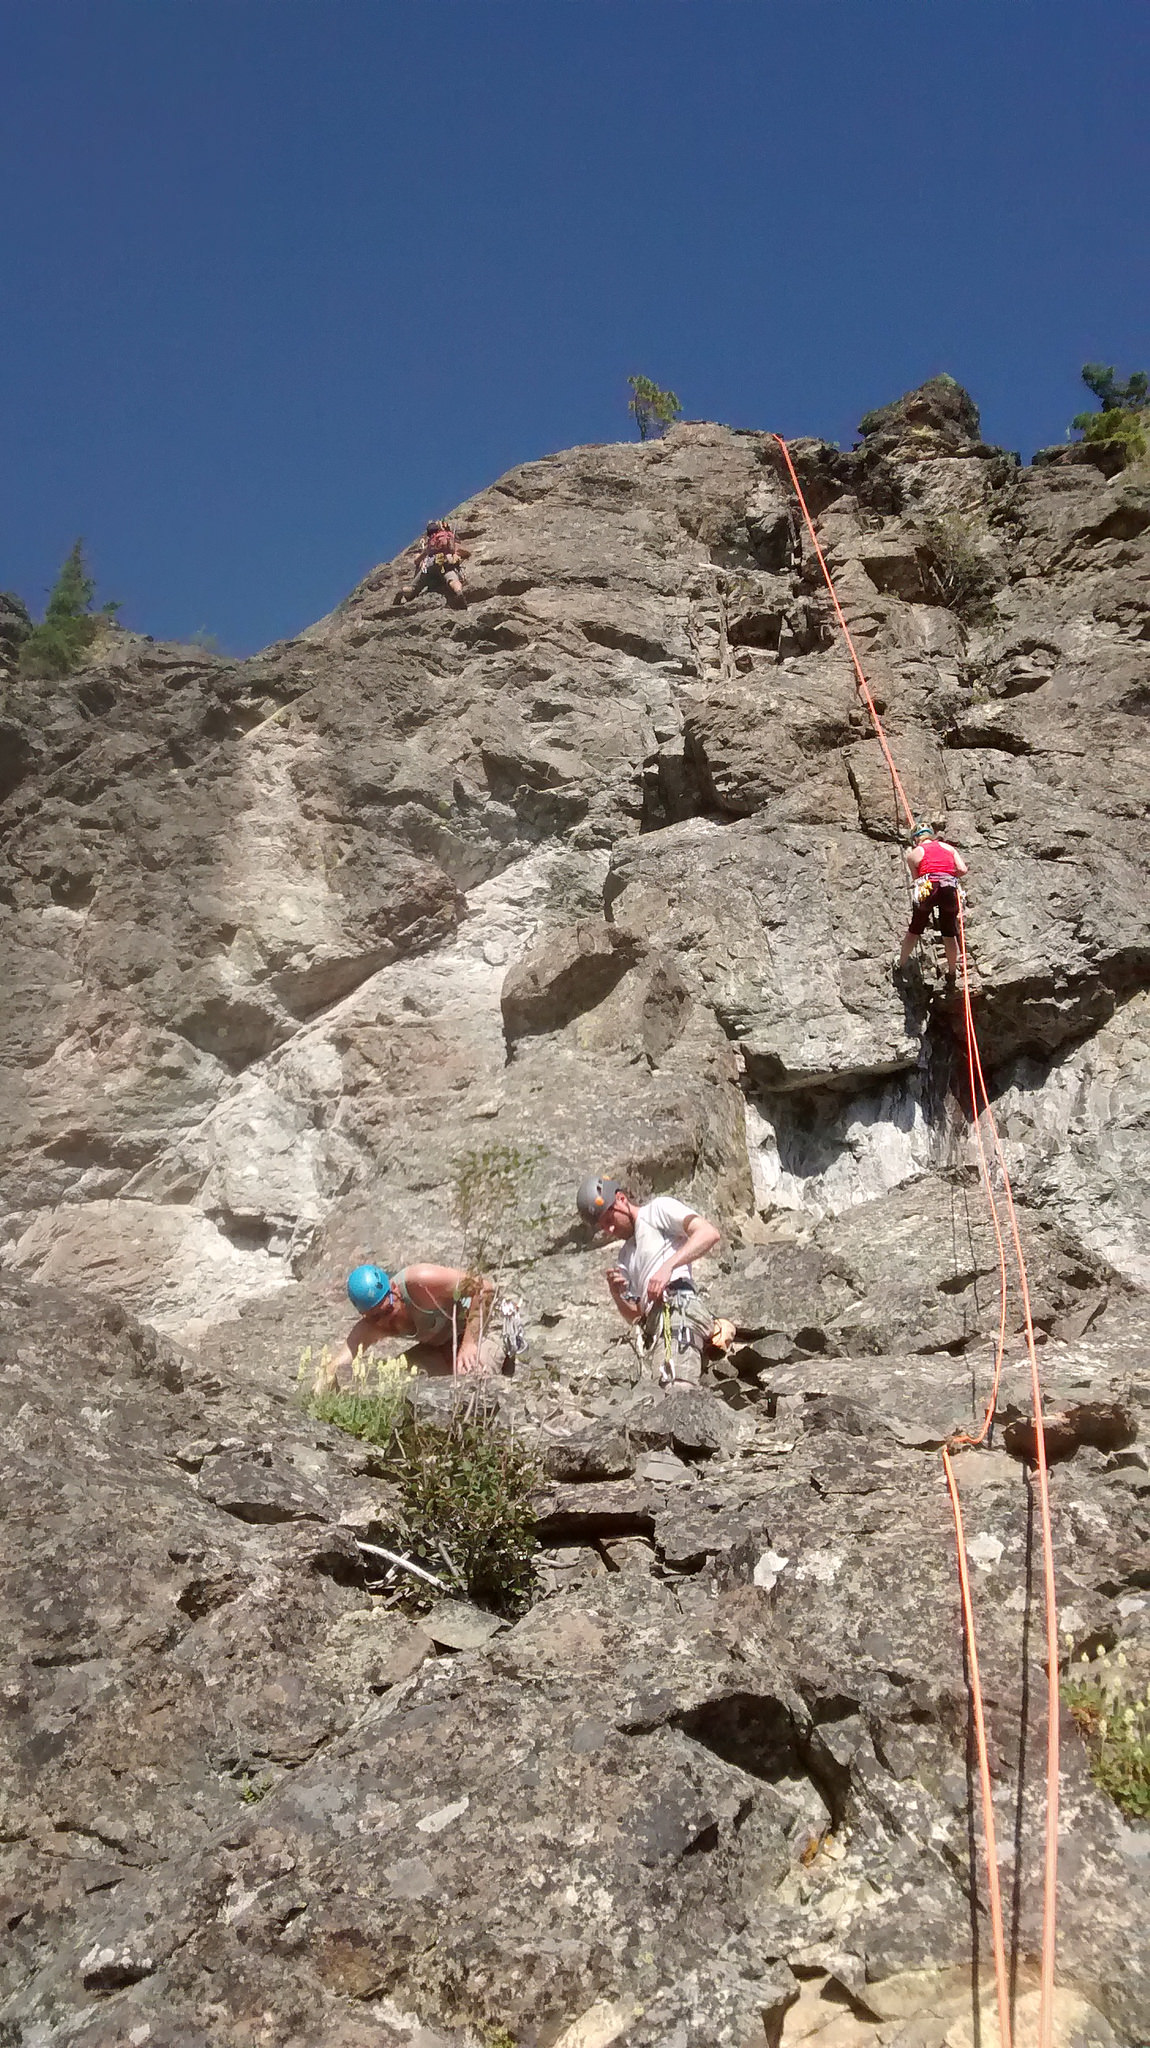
[0,589,31,679]
[3,1269,1148,2046]
[1,384,1149,2042]
[4,402,1147,1335]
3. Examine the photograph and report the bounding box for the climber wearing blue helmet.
[347,1263,391,1313]
[321,1258,499,1386]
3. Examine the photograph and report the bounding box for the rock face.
[1,385,1149,2043]
[0,590,31,681]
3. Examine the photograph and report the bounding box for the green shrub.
[1071,362,1148,469]
[450,1138,548,1279]
[918,512,998,624]
[394,1410,539,1613]
[19,540,119,679]
[628,374,682,442]
[300,1349,414,1451]
[1062,1643,1150,1820]
[299,1347,539,1614]
[1075,408,1147,464]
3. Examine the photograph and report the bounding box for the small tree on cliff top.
[1078,363,1148,413]
[1071,362,1148,467]
[628,374,682,442]
[19,541,120,679]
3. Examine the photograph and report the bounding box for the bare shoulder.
[403,1262,468,1294]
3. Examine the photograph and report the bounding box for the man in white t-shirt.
[575,1175,731,1385]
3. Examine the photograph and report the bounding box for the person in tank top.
[324,1262,497,1384]
[897,824,969,979]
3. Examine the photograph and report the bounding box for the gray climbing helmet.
[576,1174,621,1223]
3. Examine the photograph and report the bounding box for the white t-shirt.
[618,1196,696,1306]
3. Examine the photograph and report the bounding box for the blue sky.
[3,1,1147,656]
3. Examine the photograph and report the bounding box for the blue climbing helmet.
[347,1264,391,1313]
[909,823,933,844]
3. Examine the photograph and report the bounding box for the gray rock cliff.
[1,381,1148,2045]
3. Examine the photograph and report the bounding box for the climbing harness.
[421,525,464,573]
[775,434,1062,2048]
[627,1288,710,1385]
[417,547,463,579]
[912,873,962,908]
[646,1286,716,1387]
[910,873,966,939]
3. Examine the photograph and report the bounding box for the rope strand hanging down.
[773,434,1062,2048]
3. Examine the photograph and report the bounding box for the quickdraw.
[658,1298,696,1386]
[655,1290,711,1387]
[499,1296,527,1367]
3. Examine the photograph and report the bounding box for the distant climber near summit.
[393,518,470,608]
[897,824,969,980]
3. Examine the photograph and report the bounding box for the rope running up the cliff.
[773,433,1062,2048]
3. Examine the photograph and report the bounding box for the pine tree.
[19,541,119,679]
[627,375,683,442]
[1079,363,1148,413]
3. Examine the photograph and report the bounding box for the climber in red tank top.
[897,824,969,980]
[392,518,471,609]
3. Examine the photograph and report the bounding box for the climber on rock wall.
[392,519,470,608]
[576,1175,734,1387]
[322,1261,505,1383]
[897,824,969,980]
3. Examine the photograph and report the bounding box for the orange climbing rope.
[956,897,1062,2047]
[941,1442,1014,2048]
[771,434,916,831]
[774,435,1061,2048]
[947,908,1010,1451]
